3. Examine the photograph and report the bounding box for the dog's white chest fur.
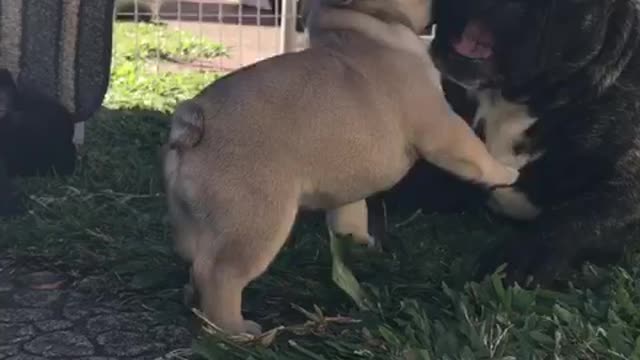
[474,91,542,220]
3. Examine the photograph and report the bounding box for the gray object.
[114,0,163,21]
[0,0,115,123]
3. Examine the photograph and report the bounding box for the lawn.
[2,21,640,360]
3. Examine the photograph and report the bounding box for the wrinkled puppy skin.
[395,0,640,287]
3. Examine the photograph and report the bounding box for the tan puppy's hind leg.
[193,257,263,335]
[326,200,375,248]
[418,114,519,187]
[168,211,200,308]
[192,193,299,336]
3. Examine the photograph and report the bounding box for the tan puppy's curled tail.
[169,100,205,149]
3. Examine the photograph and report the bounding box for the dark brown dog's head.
[430,0,639,103]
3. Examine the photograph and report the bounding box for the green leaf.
[330,233,372,310]
[529,331,555,347]
[630,335,640,360]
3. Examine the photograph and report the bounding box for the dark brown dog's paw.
[474,240,571,289]
[183,282,196,308]
[0,183,25,218]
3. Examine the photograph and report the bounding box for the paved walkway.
[0,258,195,360]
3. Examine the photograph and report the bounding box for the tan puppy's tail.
[169,100,205,149]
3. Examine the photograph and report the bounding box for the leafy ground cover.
[2,21,640,360]
[105,22,225,112]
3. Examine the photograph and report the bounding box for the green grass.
[105,22,225,112]
[2,21,640,360]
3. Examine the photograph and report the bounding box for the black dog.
[380,0,640,286]
[0,69,76,178]
[0,157,22,217]
[0,69,76,217]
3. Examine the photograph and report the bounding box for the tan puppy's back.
[176,43,437,208]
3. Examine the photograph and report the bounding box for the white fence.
[113,0,306,72]
[113,0,434,73]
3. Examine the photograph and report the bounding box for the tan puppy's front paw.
[490,166,519,189]
[365,234,376,249]
[505,166,520,185]
[351,234,376,248]
[243,320,263,336]
[326,200,375,248]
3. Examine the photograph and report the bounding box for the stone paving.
[0,258,196,360]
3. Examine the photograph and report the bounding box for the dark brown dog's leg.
[476,185,635,287]
[0,158,23,217]
[367,162,490,251]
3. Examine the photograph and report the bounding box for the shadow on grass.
[0,108,181,288]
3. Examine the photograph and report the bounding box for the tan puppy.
[163,0,518,335]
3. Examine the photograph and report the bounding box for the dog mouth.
[451,21,494,60]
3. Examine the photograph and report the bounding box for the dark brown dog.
[0,69,76,179]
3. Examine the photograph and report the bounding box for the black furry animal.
[0,157,22,217]
[379,0,640,286]
[0,69,76,179]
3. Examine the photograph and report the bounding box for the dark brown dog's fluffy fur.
[377,0,640,286]
[0,69,76,178]
[0,69,76,217]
